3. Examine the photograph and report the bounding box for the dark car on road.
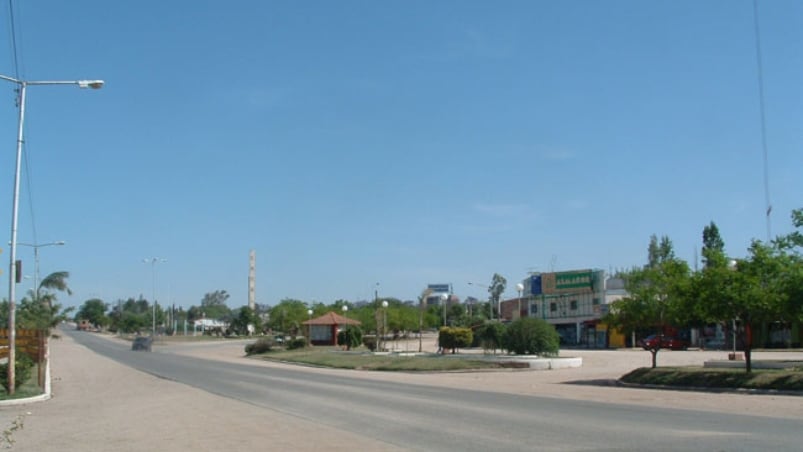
[131,336,153,352]
[638,334,688,350]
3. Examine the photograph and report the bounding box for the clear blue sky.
[0,1,800,310]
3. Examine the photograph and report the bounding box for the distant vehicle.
[131,336,153,352]
[638,334,688,351]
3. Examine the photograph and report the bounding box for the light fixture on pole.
[516,283,525,320]
[307,309,313,341]
[381,300,388,351]
[440,293,448,326]
[143,258,167,337]
[17,241,65,301]
[468,281,491,320]
[2,73,103,395]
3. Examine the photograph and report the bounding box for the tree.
[16,271,75,332]
[229,306,261,336]
[199,290,232,320]
[438,327,473,354]
[609,236,692,368]
[75,299,109,328]
[267,299,308,336]
[337,326,362,351]
[702,221,725,268]
[696,209,803,372]
[488,273,507,319]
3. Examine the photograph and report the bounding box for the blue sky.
[0,1,800,310]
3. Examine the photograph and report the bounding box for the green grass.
[251,348,512,371]
[621,366,803,391]
[0,364,45,400]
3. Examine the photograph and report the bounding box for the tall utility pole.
[248,250,256,310]
[2,74,103,395]
[143,258,166,336]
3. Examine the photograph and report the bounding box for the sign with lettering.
[541,270,593,294]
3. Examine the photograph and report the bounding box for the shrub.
[337,326,363,350]
[363,336,377,352]
[438,327,473,354]
[0,352,35,392]
[286,337,308,350]
[476,322,506,352]
[502,317,560,356]
[245,337,274,355]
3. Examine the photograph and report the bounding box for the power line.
[752,0,772,242]
[6,0,21,79]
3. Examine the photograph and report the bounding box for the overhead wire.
[752,0,772,242]
[6,0,41,245]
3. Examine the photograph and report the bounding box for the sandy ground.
[0,332,801,451]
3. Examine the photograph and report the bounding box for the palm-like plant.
[19,271,74,332]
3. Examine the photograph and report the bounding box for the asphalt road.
[67,330,803,451]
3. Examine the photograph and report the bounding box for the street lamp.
[16,241,65,300]
[516,283,525,320]
[2,73,103,395]
[381,300,389,351]
[728,259,738,358]
[143,258,167,337]
[342,304,348,318]
[440,293,448,326]
[468,281,491,320]
[307,309,313,341]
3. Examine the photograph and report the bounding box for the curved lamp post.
[16,240,65,300]
[468,281,491,320]
[143,258,167,337]
[381,300,389,351]
[307,309,313,341]
[2,74,103,395]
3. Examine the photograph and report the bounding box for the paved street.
[1,330,802,451]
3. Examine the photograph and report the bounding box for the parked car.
[638,334,688,350]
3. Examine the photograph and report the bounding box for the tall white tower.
[248,250,256,310]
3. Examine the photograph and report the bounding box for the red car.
[639,334,688,350]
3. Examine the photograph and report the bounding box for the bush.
[438,327,473,354]
[502,317,560,356]
[337,326,363,350]
[363,336,377,351]
[0,352,35,392]
[476,322,506,352]
[286,337,308,350]
[245,337,274,355]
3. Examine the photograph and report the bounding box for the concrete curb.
[616,380,803,397]
[0,343,53,407]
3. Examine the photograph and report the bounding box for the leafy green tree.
[229,306,261,336]
[702,221,725,268]
[267,299,308,336]
[75,299,109,328]
[337,326,362,350]
[502,317,560,356]
[199,290,232,320]
[609,236,692,368]
[488,273,507,319]
[10,271,75,332]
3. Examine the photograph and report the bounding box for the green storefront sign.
[541,270,593,294]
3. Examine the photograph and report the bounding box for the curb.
[616,380,803,397]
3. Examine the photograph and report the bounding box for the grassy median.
[250,348,515,371]
[621,366,803,391]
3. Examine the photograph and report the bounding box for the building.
[500,269,611,347]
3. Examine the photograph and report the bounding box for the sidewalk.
[0,333,404,452]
